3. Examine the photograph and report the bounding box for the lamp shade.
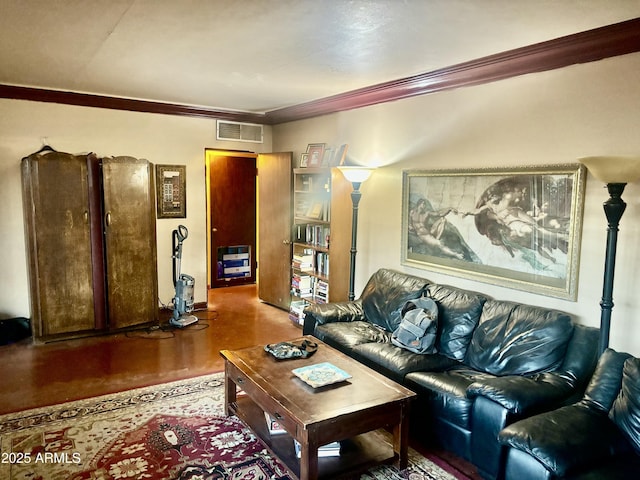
[337,166,374,184]
[579,156,640,184]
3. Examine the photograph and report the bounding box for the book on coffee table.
[264,412,287,435]
[294,439,341,458]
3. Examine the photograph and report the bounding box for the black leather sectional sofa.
[302,268,600,480]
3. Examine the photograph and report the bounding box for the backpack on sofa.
[391,296,438,354]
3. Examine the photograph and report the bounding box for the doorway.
[206,150,257,288]
[206,149,293,310]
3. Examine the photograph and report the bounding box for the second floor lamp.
[579,156,640,355]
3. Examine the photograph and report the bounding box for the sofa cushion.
[406,367,496,429]
[314,321,390,349]
[353,342,458,383]
[360,269,429,332]
[426,284,488,361]
[583,348,631,412]
[499,404,633,477]
[466,300,574,376]
[609,357,640,453]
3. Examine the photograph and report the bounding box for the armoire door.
[257,152,292,310]
[101,156,158,329]
[22,151,96,338]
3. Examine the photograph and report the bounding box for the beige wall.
[0,100,273,316]
[274,52,640,356]
[2,52,640,355]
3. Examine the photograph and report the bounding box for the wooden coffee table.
[220,336,416,480]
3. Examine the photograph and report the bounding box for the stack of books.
[264,412,287,435]
[314,280,329,304]
[291,273,313,298]
[292,251,314,272]
[294,440,341,458]
[288,300,309,326]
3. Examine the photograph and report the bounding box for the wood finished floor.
[0,284,300,415]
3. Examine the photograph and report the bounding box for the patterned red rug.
[0,373,473,479]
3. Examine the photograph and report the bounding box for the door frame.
[205,149,258,288]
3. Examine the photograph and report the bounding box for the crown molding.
[2,17,639,125]
[265,17,640,124]
[0,85,268,124]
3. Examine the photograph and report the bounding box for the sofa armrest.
[467,372,577,415]
[499,404,632,477]
[302,299,364,335]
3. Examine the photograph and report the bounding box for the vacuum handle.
[176,224,188,242]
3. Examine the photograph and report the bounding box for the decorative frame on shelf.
[156,164,186,218]
[401,164,586,300]
[306,143,325,167]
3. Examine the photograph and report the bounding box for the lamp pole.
[348,182,362,301]
[580,155,640,357]
[598,182,627,355]
[338,165,374,302]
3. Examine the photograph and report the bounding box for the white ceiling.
[1,0,640,114]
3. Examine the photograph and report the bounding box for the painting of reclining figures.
[401,164,586,300]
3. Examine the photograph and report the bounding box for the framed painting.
[156,164,186,218]
[401,164,586,300]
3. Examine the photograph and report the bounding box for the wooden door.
[209,155,257,287]
[257,152,293,309]
[21,151,96,338]
[101,156,158,329]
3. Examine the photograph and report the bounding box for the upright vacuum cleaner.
[170,225,198,328]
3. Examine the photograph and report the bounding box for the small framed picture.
[300,153,309,168]
[156,164,186,218]
[306,143,325,167]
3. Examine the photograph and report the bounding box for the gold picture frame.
[401,164,586,300]
[156,164,186,218]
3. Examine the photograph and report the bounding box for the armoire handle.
[105,212,112,227]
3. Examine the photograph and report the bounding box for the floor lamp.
[579,156,640,355]
[337,166,374,301]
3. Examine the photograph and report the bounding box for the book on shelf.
[264,412,287,435]
[294,225,330,248]
[294,439,341,458]
[306,202,325,220]
[315,252,329,277]
[299,175,312,192]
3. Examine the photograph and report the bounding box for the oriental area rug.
[0,372,473,480]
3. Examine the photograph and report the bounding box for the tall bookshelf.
[289,167,352,326]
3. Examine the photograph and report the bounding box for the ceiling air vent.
[216,120,263,143]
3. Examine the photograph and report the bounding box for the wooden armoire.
[22,149,158,342]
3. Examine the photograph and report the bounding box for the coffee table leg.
[224,362,237,416]
[393,401,410,470]
[299,434,319,480]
